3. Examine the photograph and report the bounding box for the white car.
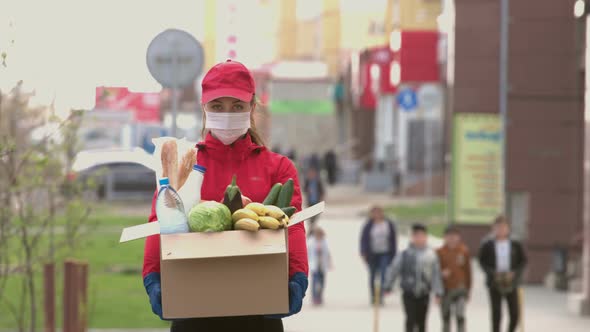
[71,148,157,200]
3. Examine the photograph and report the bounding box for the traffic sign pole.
[171,52,179,137]
[146,29,203,138]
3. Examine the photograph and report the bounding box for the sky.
[0,0,388,116]
[0,0,204,114]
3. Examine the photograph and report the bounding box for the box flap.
[160,229,287,261]
[288,201,325,227]
[119,222,160,243]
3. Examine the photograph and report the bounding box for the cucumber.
[276,179,294,208]
[263,183,282,205]
[281,206,296,217]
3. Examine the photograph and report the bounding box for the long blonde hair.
[201,96,265,146]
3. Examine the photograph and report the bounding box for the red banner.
[355,30,440,110]
[398,30,439,83]
[95,87,161,123]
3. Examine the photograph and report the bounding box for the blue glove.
[143,272,164,320]
[266,272,308,319]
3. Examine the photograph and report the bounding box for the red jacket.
[142,133,309,278]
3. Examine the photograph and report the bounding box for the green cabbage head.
[188,201,232,232]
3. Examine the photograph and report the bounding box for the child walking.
[307,227,332,305]
[384,224,443,332]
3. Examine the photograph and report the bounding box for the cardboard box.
[120,202,324,319]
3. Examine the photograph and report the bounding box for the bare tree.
[0,82,93,332]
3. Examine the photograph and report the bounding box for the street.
[283,187,590,332]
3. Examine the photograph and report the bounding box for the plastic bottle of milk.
[177,164,206,216]
[156,177,189,234]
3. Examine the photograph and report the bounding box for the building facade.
[450,0,584,284]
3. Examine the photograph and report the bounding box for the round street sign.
[397,88,418,112]
[146,29,204,88]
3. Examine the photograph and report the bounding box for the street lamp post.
[583,2,590,315]
[499,0,509,216]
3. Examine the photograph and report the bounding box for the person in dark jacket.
[286,148,297,163]
[323,149,338,185]
[478,215,527,332]
[304,167,325,235]
[360,206,398,305]
[307,153,321,173]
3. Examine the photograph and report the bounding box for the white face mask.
[205,111,251,145]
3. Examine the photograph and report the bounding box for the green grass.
[385,199,448,238]
[0,213,169,329]
[269,99,334,114]
[385,200,447,222]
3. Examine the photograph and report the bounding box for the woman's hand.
[265,272,308,319]
[218,195,252,206]
[241,195,252,206]
[143,272,165,320]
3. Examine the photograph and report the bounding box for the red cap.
[201,60,256,104]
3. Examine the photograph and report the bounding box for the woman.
[142,60,309,332]
[360,206,397,305]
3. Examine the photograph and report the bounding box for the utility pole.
[582,2,590,316]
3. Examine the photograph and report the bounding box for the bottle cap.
[193,165,206,173]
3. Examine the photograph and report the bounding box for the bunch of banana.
[231,208,260,232]
[231,180,299,232]
[231,202,292,231]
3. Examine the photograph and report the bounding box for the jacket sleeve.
[478,241,495,277]
[389,220,397,259]
[513,241,527,284]
[275,156,308,278]
[326,239,333,267]
[431,255,444,296]
[384,252,402,290]
[465,247,473,292]
[360,221,370,257]
[142,190,160,278]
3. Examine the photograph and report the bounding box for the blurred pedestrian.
[360,206,398,305]
[437,226,472,332]
[307,153,321,172]
[323,149,338,185]
[272,145,282,155]
[478,216,527,332]
[307,226,332,306]
[384,224,443,332]
[304,167,325,235]
[287,148,297,162]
